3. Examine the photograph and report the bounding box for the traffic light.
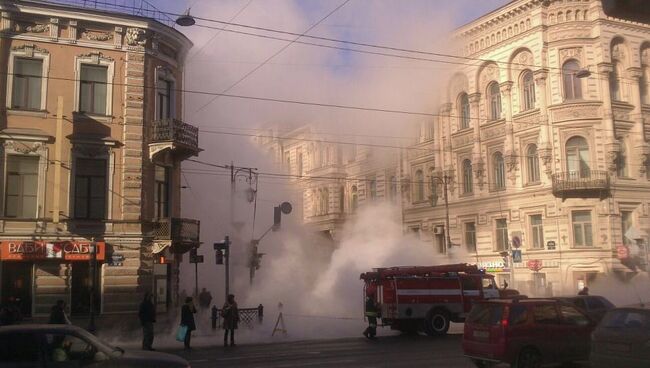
[215,249,224,265]
[272,201,293,231]
[189,248,197,263]
[214,236,230,266]
[249,245,264,270]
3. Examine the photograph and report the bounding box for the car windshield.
[73,329,120,355]
[467,304,503,326]
[601,309,650,329]
[481,277,497,289]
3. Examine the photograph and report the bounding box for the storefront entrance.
[71,262,101,316]
[1,262,33,317]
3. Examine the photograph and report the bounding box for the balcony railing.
[151,218,200,245]
[150,119,199,152]
[552,170,610,199]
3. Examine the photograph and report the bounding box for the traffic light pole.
[225,236,230,299]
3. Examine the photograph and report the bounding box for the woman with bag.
[180,297,196,350]
[221,294,239,347]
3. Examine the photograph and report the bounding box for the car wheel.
[424,309,450,336]
[512,347,542,368]
[471,359,496,368]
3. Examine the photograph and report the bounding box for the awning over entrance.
[0,241,106,261]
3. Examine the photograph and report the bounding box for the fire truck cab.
[360,263,516,335]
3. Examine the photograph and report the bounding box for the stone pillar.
[626,67,650,177]
[534,69,552,177]
[500,81,517,183]
[597,62,620,173]
[439,103,455,193]
[469,93,485,189]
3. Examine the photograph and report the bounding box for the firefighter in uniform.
[363,291,380,339]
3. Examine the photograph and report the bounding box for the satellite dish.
[279,201,292,214]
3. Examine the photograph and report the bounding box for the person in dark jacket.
[221,294,240,347]
[363,292,380,339]
[49,300,70,324]
[138,292,156,350]
[181,297,197,350]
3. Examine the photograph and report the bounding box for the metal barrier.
[211,305,263,329]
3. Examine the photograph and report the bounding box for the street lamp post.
[88,240,98,333]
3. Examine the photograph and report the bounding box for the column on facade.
[596,62,620,173]
[500,81,516,183]
[439,103,454,193]
[468,92,484,189]
[533,69,552,177]
[626,67,649,177]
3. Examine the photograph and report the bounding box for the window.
[560,305,590,326]
[530,215,544,249]
[351,185,358,213]
[621,210,633,245]
[79,64,108,114]
[45,333,107,363]
[616,143,628,178]
[297,152,303,177]
[641,65,649,104]
[463,159,473,194]
[492,152,505,190]
[11,58,43,110]
[521,70,535,111]
[321,188,329,215]
[509,305,529,326]
[572,210,593,247]
[4,155,39,218]
[74,158,107,219]
[154,165,170,219]
[369,178,377,200]
[488,82,502,120]
[495,218,508,251]
[414,170,424,202]
[390,176,397,201]
[562,60,582,100]
[610,61,622,101]
[339,186,345,213]
[156,77,172,120]
[566,136,590,178]
[465,222,477,252]
[312,190,319,216]
[459,93,471,129]
[533,304,560,324]
[526,144,540,183]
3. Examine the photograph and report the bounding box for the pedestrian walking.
[363,291,380,339]
[138,292,156,351]
[198,288,212,310]
[48,300,70,325]
[578,286,589,296]
[221,294,239,347]
[180,297,197,350]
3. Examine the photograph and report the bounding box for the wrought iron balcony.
[149,119,200,161]
[552,170,610,199]
[151,218,200,246]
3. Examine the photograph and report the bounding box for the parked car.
[552,295,615,322]
[462,298,595,368]
[591,306,650,368]
[0,324,190,368]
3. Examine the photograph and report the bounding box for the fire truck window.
[462,277,479,290]
[533,304,560,325]
[482,277,496,289]
[509,305,528,326]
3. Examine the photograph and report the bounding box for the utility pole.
[214,236,231,301]
[88,240,97,333]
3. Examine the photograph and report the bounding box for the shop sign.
[477,260,508,273]
[108,254,125,267]
[0,241,105,261]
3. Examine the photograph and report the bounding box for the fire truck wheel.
[425,309,450,336]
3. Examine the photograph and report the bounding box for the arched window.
[566,136,590,178]
[414,170,424,202]
[369,178,377,200]
[312,189,319,216]
[459,93,471,129]
[521,70,536,111]
[462,160,473,194]
[526,144,540,183]
[610,61,622,101]
[641,64,650,104]
[351,186,358,213]
[493,152,506,190]
[562,60,582,100]
[616,142,628,178]
[390,176,397,201]
[339,186,345,213]
[488,82,502,120]
[322,188,329,215]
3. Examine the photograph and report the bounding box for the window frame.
[565,136,591,178]
[155,67,177,121]
[495,218,509,252]
[4,154,40,219]
[487,82,502,121]
[610,61,622,102]
[74,54,115,116]
[465,221,477,253]
[571,210,594,247]
[6,46,50,111]
[492,152,506,191]
[562,59,583,101]
[458,93,471,130]
[530,214,544,249]
[526,144,541,184]
[73,157,108,220]
[414,169,425,202]
[521,70,536,111]
[462,159,473,195]
[0,141,48,219]
[154,165,170,219]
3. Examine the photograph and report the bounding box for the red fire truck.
[360,263,518,335]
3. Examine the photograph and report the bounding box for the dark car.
[462,298,595,368]
[591,307,650,368]
[0,324,189,368]
[552,295,615,322]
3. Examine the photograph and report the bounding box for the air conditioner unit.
[433,226,445,235]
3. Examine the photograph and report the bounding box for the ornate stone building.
[404,0,650,295]
[0,1,200,319]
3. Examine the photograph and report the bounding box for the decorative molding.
[505,152,518,184]
[125,27,146,46]
[558,47,583,64]
[11,43,49,56]
[473,159,485,190]
[452,131,474,147]
[481,124,506,140]
[2,141,46,154]
[72,143,111,158]
[538,147,553,178]
[640,153,650,177]
[81,29,113,42]
[551,103,601,122]
[78,51,114,63]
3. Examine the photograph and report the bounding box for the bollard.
[211,305,218,330]
[258,304,264,323]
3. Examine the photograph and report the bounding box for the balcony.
[552,170,610,200]
[149,119,200,161]
[151,218,200,253]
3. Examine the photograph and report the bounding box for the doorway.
[1,262,33,317]
[71,262,101,316]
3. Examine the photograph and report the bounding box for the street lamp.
[575,68,591,79]
[175,8,196,27]
[429,173,453,251]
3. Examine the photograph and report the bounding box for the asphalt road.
[165,334,483,368]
